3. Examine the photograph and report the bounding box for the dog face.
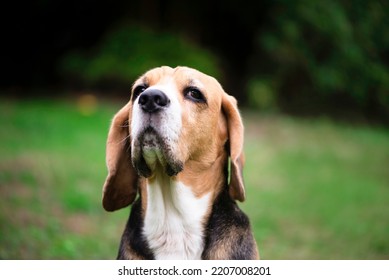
[102,66,245,211]
[131,66,228,178]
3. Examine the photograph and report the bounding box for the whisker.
[119,120,130,128]
[118,134,131,144]
[125,140,131,153]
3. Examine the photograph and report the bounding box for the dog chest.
[143,179,210,260]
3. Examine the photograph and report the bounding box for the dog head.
[102,66,245,211]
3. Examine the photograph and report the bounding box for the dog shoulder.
[202,191,259,260]
[117,199,154,260]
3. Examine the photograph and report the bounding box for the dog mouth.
[131,127,183,178]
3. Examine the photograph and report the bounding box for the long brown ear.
[222,93,246,202]
[102,102,139,211]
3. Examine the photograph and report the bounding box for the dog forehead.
[135,66,223,94]
[139,66,174,84]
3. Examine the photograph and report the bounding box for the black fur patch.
[117,199,154,260]
[201,188,257,260]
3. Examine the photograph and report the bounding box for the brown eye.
[132,84,147,100]
[185,87,206,103]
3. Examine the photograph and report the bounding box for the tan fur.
[119,234,146,260]
[102,102,139,211]
[203,225,260,260]
[103,66,246,210]
[101,66,258,260]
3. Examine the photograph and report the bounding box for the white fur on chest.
[143,177,210,260]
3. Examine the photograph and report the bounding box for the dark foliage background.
[3,0,389,123]
[1,0,389,260]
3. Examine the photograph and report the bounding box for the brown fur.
[102,66,259,259]
[102,67,246,210]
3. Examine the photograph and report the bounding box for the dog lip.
[132,128,166,174]
[141,130,160,149]
[132,127,183,178]
[138,113,164,131]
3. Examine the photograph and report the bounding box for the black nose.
[138,89,170,113]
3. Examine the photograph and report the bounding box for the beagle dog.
[102,66,259,260]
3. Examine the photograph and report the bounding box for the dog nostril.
[138,94,149,106]
[139,89,170,113]
[155,95,169,107]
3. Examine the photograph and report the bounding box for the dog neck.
[141,166,212,260]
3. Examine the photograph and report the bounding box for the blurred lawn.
[0,97,388,259]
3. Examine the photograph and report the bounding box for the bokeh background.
[1,0,388,259]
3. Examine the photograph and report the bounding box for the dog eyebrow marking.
[141,76,149,84]
[187,78,204,89]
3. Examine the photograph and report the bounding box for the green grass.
[243,112,389,259]
[0,97,128,259]
[0,98,388,259]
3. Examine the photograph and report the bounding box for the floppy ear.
[102,102,139,211]
[222,93,246,202]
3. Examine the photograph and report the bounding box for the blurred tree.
[60,23,220,90]
[248,0,389,122]
[3,0,389,123]
[3,0,129,88]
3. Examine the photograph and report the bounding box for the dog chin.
[131,129,183,178]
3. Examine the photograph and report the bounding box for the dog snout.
[138,89,170,113]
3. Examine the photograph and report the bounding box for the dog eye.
[132,85,147,100]
[185,87,206,103]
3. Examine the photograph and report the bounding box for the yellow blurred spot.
[77,94,98,116]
